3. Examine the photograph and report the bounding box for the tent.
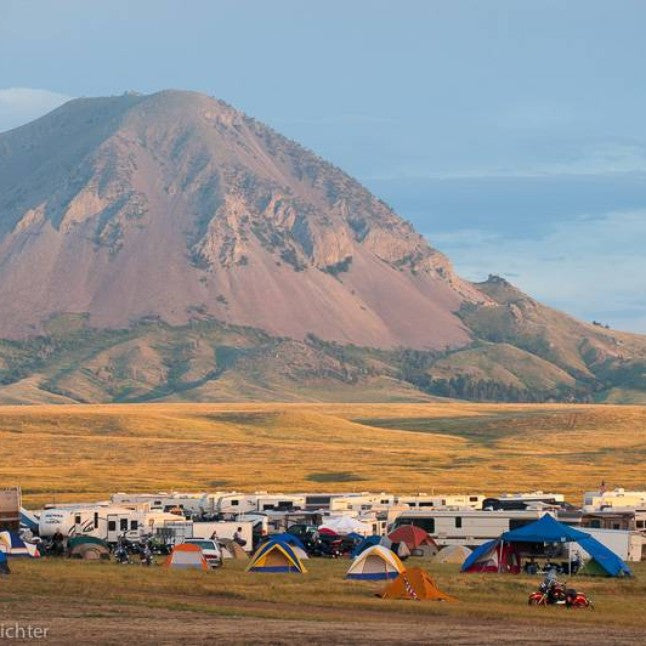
[351,535,382,558]
[0,531,39,558]
[163,543,209,570]
[346,545,405,580]
[388,525,438,557]
[319,516,372,536]
[434,544,472,564]
[270,533,306,551]
[379,567,457,601]
[219,539,248,560]
[247,540,307,573]
[461,515,632,577]
[67,536,110,560]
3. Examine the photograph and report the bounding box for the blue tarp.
[577,536,632,577]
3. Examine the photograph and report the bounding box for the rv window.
[108,521,116,531]
[613,523,620,530]
[441,500,446,506]
[231,500,239,506]
[469,496,479,502]
[94,513,99,528]
[589,520,601,528]
[455,517,462,528]
[130,520,138,530]
[419,502,434,507]
[120,518,128,531]
[380,500,389,505]
[74,515,81,524]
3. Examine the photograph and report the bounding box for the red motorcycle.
[528,579,593,609]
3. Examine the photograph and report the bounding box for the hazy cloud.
[0,87,72,133]
[428,209,646,333]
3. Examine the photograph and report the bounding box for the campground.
[3,558,645,644]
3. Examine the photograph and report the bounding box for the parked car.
[183,539,222,568]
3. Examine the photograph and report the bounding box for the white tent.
[319,516,372,536]
[434,544,472,564]
[345,545,405,580]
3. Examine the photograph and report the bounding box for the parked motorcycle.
[528,579,593,609]
[113,541,132,565]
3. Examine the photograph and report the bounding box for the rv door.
[106,514,129,543]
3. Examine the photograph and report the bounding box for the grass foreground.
[0,402,644,506]
[2,557,644,644]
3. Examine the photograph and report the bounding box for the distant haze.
[1,0,645,331]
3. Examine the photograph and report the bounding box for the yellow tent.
[378,567,457,601]
[246,540,306,573]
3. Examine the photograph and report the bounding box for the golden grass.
[5,557,646,630]
[0,402,644,506]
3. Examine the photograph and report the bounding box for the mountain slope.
[0,90,483,348]
[0,90,645,403]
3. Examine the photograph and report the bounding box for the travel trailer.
[202,492,306,516]
[397,494,485,510]
[39,504,189,543]
[390,509,553,547]
[111,492,206,515]
[482,492,566,510]
[583,489,646,511]
[328,493,397,513]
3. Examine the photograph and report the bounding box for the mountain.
[0,90,645,404]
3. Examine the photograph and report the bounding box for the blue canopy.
[501,514,589,543]
[462,515,632,577]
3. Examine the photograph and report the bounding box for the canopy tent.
[319,516,372,536]
[462,515,632,577]
[378,567,457,601]
[346,545,405,580]
[0,531,39,558]
[247,540,307,573]
[434,544,472,564]
[388,525,438,557]
[163,543,209,570]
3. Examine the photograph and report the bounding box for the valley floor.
[0,402,644,505]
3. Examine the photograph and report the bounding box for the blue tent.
[462,515,631,577]
[269,533,306,551]
[351,535,381,558]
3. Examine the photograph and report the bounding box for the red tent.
[388,525,438,555]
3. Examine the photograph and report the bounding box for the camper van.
[397,493,485,510]
[39,504,189,543]
[391,509,553,547]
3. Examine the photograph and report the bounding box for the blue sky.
[1,0,645,332]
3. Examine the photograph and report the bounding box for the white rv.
[39,504,189,543]
[583,489,646,511]
[111,492,206,515]
[206,492,306,515]
[397,493,485,510]
[391,509,553,547]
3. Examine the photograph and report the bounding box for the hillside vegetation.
[2,402,644,506]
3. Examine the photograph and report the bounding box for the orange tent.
[387,525,438,556]
[378,567,456,601]
[163,543,209,570]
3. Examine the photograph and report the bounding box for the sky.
[1,0,645,332]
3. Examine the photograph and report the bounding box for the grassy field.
[3,557,644,644]
[0,402,644,506]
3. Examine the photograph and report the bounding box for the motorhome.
[39,504,189,543]
[397,493,485,510]
[583,489,646,511]
[482,492,566,510]
[328,493,397,513]
[390,509,553,547]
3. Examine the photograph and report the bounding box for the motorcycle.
[113,541,132,565]
[137,540,154,566]
[528,579,593,609]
